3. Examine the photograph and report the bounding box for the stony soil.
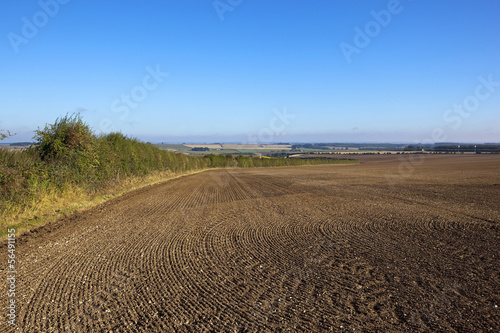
[1,154,499,332]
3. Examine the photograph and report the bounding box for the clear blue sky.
[1,0,499,143]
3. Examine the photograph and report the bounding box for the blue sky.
[1,0,499,143]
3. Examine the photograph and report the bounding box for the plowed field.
[1,155,499,332]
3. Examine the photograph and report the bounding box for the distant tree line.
[404,144,500,153]
[191,147,210,151]
[291,143,406,151]
[291,144,330,150]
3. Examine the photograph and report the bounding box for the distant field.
[156,144,388,156]
[183,144,292,150]
[155,143,500,159]
[156,144,190,150]
[156,144,294,156]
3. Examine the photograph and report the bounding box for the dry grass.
[0,169,209,240]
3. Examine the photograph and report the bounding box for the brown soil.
[1,154,499,332]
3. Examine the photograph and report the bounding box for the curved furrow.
[2,157,499,332]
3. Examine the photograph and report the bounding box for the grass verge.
[0,168,209,240]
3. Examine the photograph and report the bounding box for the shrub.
[0,130,15,141]
[33,113,94,160]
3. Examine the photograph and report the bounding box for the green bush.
[33,113,94,160]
